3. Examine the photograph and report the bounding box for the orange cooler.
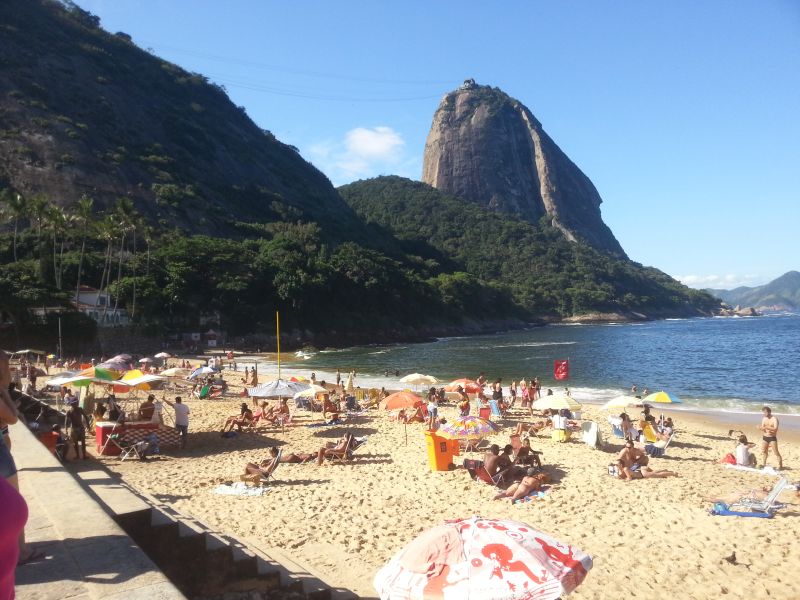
[424,431,459,471]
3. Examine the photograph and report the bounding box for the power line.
[141,40,457,87]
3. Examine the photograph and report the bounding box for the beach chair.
[107,434,147,461]
[645,432,675,457]
[193,385,211,399]
[581,421,602,449]
[325,434,356,464]
[244,449,283,486]
[474,465,502,488]
[488,400,503,418]
[730,477,788,514]
[607,416,625,439]
[276,411,293,433]
[641,423,659,443]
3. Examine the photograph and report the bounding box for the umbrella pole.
[404,421,407,446]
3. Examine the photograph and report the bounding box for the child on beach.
[735,435,757,467]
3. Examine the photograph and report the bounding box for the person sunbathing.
[260,399,289,424]
[702,486,773,505]
[514,420,549,437]
[221,403,254,434]
[316,433,353,465]
[321,394,340,422]
[616,459,678,480]
[403,403,425,423]
[242,447,281,483]
[494,469,550,502]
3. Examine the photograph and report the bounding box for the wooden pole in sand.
[276,310,281,381]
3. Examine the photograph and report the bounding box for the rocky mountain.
[0,0,359,237]
[422,80,625,256]
[707,271,800,311]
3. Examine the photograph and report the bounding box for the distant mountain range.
[706,271,800,311]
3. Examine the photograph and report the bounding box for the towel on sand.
[212,482,269,496]
[723,464,779,475]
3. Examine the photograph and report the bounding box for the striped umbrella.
[77,366,120,381]
[437,416,499,441]
[643,391,682,404]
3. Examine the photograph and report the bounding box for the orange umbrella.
[444,379,482,394]
[380,391,423,411]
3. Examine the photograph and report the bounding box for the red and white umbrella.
[374,516,592,599]
[444,379,482,394]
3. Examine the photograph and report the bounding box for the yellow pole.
[276,310,280,380]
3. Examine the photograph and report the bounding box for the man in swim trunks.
[759,406,783,470]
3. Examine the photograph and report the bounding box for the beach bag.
[607,464,619,477]
[721,453,736,465]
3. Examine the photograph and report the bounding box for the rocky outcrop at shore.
[716,305,761,317]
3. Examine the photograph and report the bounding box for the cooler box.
[95,421,121,455]
[424,431,459,471]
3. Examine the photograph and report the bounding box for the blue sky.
[77,0,800,289]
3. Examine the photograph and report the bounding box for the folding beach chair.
[607,416,625,439]
[488,400,503,418]
[730,477,788,514]
[645,432,676,457]
[474,465,503,488]
[325,433,356,464]
[107,434,146,461]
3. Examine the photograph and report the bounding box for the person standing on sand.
[336,369,341,387]
[164,397,189,449]
[759,406,783,469]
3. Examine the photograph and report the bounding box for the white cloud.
[307,126,418,186]
[677,274,764,289]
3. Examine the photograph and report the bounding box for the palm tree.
[110,198,137,322]
[73,195,94,305]
[27,195,50,282]
[2,191,29,262]
[94,215,117,322]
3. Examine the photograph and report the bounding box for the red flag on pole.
[554,359,569,380]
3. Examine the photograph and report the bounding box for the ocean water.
[249,313,800,416]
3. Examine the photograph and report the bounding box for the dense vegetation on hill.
[0,0,364,240]
[340,177,719,318]
[0,1,722,350]
[707,271,800,311]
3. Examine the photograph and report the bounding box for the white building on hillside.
[73,285,129,326]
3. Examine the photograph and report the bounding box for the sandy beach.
[85,367,799,600]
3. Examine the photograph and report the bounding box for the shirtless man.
[759,406,783,469]
[617,439,648,470]
[483,445,504,478]
[616,459,678,481]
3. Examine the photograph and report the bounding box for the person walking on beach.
[759,406,783,469]
[336,369,341,387]
[164,396,190,449]
[64,398,91,460]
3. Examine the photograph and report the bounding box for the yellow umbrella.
[643,391,682,404]
[531,394,582,412]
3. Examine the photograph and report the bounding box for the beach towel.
[723,464,779,476]
[212,482,270,497]
[513,486,551,504]
[710,502,773,518]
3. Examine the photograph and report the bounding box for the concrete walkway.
[10,423,185,600]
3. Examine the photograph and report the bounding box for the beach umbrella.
[437,416,500,441]
[399,373,439,386]
[14,349,46,355]
[161,367,191,378]
[248,379,310,398]
[380,391,423,411]
[374,515,592,599]
[289,375,308,382]
[46,354,57,359]
[97,357,131,372]
[444,379,482,394]
[138,357,154,364]
[531,395,582,412]
[77,366,120,381]
[643,390,682,404]
[44,372,79,387]
[293,383,327,398]
[601,395,643,410]
[345,372,354,393]
[188,366,215,379]
[154,352,171,359]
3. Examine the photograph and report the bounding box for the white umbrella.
[399,373,439,386]
[601,395,643,410]
[188,366,215,379]
[139,357,154,363]
[248,379,310,398]
[293,384,327,399]
[154,352,172,359]
[161,367,191,378]
[531,394,582,412]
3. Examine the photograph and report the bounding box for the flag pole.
[276,310,281,380]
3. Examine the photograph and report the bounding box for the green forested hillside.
[339,177,719,318]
